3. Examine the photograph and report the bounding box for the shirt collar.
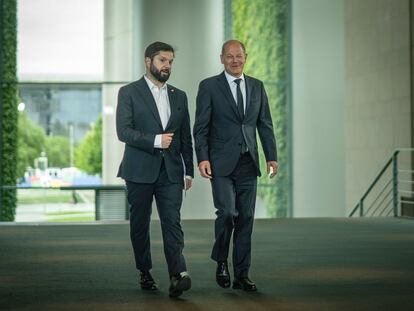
[144,75,167,91]
[224,71,245,85]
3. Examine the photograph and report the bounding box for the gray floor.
[1,218,414,310]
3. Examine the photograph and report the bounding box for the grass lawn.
[17,189,92,204]
[47,211,95,222]
[47,216,95,222]
[46,211,92,216]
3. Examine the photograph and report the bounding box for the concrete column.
[291,0,346,216]
[103,0,223,218]
[102,0,138,186]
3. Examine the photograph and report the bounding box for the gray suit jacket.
[193,71,277,177]
[116,76,194,183]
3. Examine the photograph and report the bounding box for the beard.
[150,62,170,83]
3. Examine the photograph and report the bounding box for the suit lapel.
[165,85,177,130]
[244,75,253,118]
[133,77,163,129]
[216,72,242,121]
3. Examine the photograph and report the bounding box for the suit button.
[238,143,242,146]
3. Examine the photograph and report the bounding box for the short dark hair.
[144,41,175,60]
[221,40,246,55]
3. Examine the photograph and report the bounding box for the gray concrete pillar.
[103,0,223,218]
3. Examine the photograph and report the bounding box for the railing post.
[95,189,100,220]
[125,189,129,220]
[359,200,364,217]
[392,152,399,217]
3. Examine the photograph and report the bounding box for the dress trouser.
[210,153,257,278]
[126,160,186,277]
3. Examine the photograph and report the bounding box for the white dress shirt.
[144,75,192,182]
[144,75,170,148]
[224,71,246,112]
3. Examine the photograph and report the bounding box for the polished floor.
[1,218,414,310]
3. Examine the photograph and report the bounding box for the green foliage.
[232,0,290,217]
[1,0,18,220]
[17,112,46,178]
[17,112,70,177]
[45,135,70,168]
[75,116,102,176]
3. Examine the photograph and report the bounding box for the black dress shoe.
[216,261,231,288]
[169,272,191,298]
[232,277,257,292]
[139,270,158,290]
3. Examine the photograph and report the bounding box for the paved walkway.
[1,218,414,310]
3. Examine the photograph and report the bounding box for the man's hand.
[161,133,174,149]
[184,178,192,190]
[198,160,212,179]
[267,161,278,178]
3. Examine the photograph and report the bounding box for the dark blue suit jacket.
[193,72,277,177]
[116,76,194,183]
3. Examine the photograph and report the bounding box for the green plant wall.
[0,0,18,220]
[232,0,290,217]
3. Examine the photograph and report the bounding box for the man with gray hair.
[194,39,278,292]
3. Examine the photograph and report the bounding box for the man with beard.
[193,40,277,292]
[116,41,193,298]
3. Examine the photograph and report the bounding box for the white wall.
[344,0,411,213]
[291,0,346,217]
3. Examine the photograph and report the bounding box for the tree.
[45,135,70,168]
[75,116,102,176]
[17,112,72,178]
[17,113,46,178]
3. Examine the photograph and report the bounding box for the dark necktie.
[234,78,248,154]
[234,78,244,119]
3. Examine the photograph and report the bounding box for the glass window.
[14,0,104,222]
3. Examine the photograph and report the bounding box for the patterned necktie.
[234,78,244,119]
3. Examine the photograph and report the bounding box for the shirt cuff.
[185,175,192,180]
[154,134,162,148]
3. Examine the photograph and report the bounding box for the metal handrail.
[399,169,414,174]
[364,178,392,215]
[399,190,414,195]
[349,150,398,217]
[399,179,414,184]
[349,148,414,217]
[400,199,414,205]
[379,197,393,216]
[366,186,393,216]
